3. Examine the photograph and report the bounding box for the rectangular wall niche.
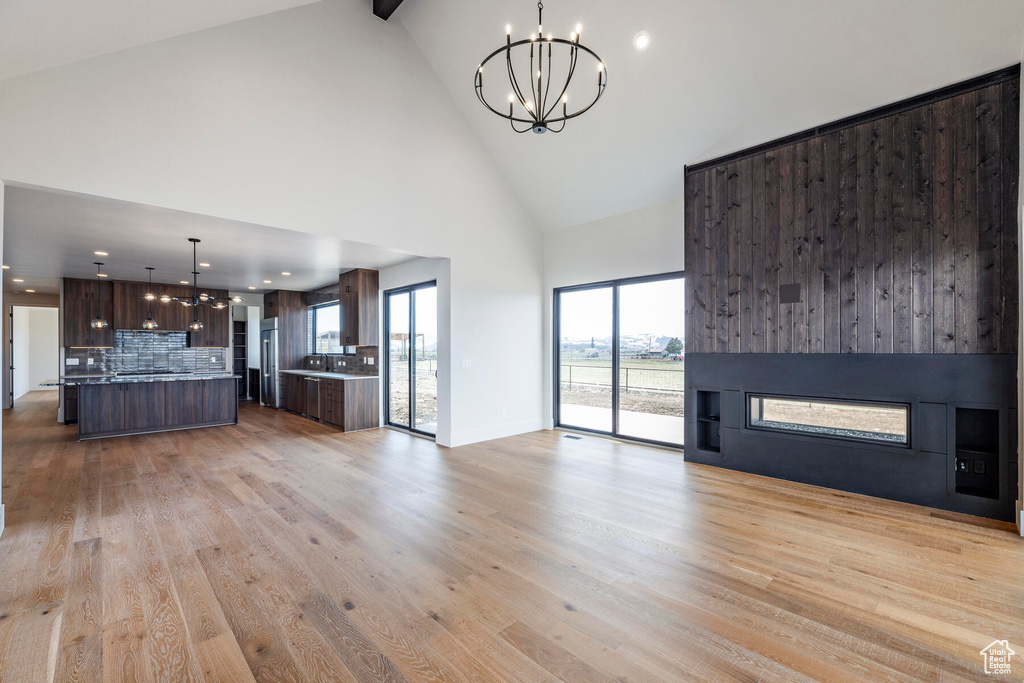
[748,394,910,446]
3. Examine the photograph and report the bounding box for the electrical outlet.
[87,358,94,366]
[462,360,472,369]
[210,356,217,363]
[972,460,987,475]
[367,357,374,365]
[955,458,969,472]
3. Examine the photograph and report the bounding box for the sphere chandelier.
[474,1,607,134]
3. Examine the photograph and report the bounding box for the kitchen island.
[43,373,238,440]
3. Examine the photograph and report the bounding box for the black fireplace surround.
[685,354,1017,521]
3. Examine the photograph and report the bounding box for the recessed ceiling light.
[12,278,24,283]
[1,265,8,270]
[98,274,108,278]
[180,280,190,284]
[199,263,211,267]
[263,280,272,284]
[633,30,650,51]
[25,289,35,293]
[94,251,109,256]
[281,272,291,276]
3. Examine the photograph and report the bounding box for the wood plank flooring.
[1,390,1022,682]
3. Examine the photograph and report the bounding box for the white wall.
[0,0,545,448]
[12,306,59,399]
[542,197,686,428]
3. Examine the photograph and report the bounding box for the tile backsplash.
[303,346,378,376]
[64,331,227,376]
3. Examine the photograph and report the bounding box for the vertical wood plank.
[715,166,730,353]
[856,122,877,354]
[704,173,718,353]
[873,118,894,353]
[823,133,843,353]
[684,173,703,354]
[954,90,979,354]
[727,161,742,353]
[1000,78,1020,355]
[932,98,956,353]
[892,111,914,353]
[778,145,795,353]
[976,84,1001,353]
[765,151,781,353]
[792,141,809,353]
[806,138,825,354]
[738,157,754,352]
[839,126,859,353]
[911,105,934,353]
[751,155,767,353]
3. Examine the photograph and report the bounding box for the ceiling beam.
[372,0,405,21]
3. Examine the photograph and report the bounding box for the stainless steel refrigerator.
[260,318,280,408]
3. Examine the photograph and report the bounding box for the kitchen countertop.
[279,370,378,381]
[41,372,239,387]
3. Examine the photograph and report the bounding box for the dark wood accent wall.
[684,74,1020,355]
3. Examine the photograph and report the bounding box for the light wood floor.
[1,391,1022,682]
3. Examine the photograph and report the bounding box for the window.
[310,303,341,353]
[747,394,909,446]
[555,272,685,447]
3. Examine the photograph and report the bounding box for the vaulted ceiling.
[1,0,1022,234]
[400,0,1024,230]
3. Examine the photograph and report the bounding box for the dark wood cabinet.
[202,379,237,423]
[63,386,79,424]
[165,380,204,427]
[188,290,230,347]
[78,384,125,438]
[339,269,379,346]
[305,378,321,419]
[124,383,167,431]
[282,373,306,415]
[64,279,114,348]
[77,377,237,439]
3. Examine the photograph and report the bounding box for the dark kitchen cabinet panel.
[342,379,379,432]
[339,269,379,346]
[189,290,230,347]
[64,277,112,301]
[63,298,114,348]
[282,373,306,415]
[113,281,145,330]
[124,382,167,431]
[165,380,204,427]
[77,384,125,438]
[202,378,238,424]
[304,378,321,419]
[63,386,78,425]
[264,290,303,320]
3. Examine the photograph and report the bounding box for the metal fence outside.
[560,364,685,393]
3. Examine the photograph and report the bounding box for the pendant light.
[187,238,204,332]
[89,262,109,330]
[142,267,159,330]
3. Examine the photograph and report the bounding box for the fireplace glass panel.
[748,395,909,446]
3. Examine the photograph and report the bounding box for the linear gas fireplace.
[747,394,909,447]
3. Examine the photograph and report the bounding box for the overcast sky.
[560,277,685,341]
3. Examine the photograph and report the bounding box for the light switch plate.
[87,358,94,365]
[210,356,217,362]
[462,360,472,369]
[66,358,80,366]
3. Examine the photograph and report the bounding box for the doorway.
[554,272,685,447]
[384,282,438,437]
[10,305,60,407]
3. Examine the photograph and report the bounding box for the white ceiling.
[0,0,322,81]
[2,185,421,296]
[399,0,1024,230]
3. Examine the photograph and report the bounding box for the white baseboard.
[447,419,545,448]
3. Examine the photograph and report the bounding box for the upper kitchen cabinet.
[264,289,303,319]
[188,289,230,347]
[339,269,379,346]
[64,278,114,347]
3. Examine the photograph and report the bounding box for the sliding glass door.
[385,282,438,437]
[555,272,685,447]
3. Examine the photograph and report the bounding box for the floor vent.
[563,435,583,440]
